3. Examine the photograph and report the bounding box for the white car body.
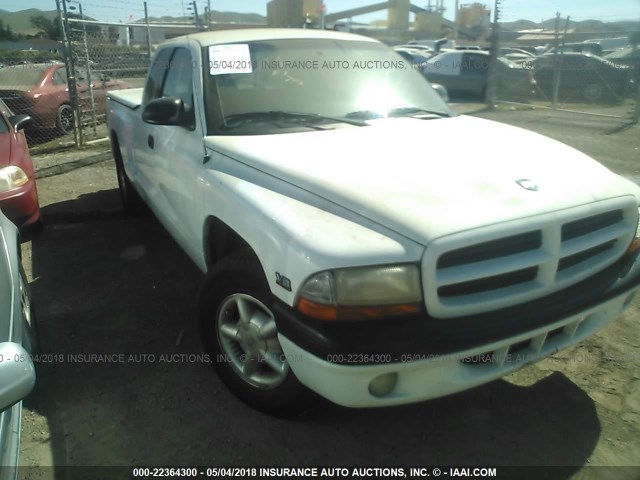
[107,29,640,409]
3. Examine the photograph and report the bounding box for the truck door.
[132,47,174,209]
[142,47,203,255]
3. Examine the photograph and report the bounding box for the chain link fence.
[0,14,196,151]
[492,14,639,125]
[66,19,154,144]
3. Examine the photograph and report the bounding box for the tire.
[55,104,74,135]
[198,251,314,416]
[112,137,147,216]
[583,83,604,102]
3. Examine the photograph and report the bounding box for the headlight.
[297,264,423,320]
[0,166,29,193]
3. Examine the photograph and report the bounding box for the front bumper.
[0,179,41,229]
[276,251,640,407]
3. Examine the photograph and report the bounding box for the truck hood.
[204,115,640,244]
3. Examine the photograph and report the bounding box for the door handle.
[148,134,154,149]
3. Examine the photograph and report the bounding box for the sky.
[1,0,639,24]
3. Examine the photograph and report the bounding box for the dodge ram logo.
[516,179,539,191]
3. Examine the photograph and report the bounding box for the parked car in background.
[394,49,449,101]
[394,47,433,69]
[499,47,536,64]
[546,42,604,56]
[586,37,630,55]
[0,208,37,480]
[0,99,41,230]
[424,50,536,99]
[606,47,640,79]
[0,63,129,135]
[529,52,635,102]
[394,44,435,56]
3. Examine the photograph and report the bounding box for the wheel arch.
[202,216,262,275]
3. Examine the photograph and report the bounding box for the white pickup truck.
[107,29,640,415]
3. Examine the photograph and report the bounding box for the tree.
[30,15,62,40]
[0,19,20,41]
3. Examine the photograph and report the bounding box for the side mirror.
[142,97,189,127]
[9,115,32,132]
[431,83,450,103]
[0,342,35,412]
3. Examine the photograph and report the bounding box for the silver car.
[0,208,36,480]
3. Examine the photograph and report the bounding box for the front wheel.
[198,252,314,416]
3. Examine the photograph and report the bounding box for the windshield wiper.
[345,110,385,120]
[388,107,451,118]
[222,111,368,128]
[345,108,451,120]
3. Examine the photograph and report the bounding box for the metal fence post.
[485,0,501,108]
[80,3,98,139]
[144,2,152,64]
[551,12,561,109]
[633,84,640,124]
[57,0,80,147]
[61,0,83,147]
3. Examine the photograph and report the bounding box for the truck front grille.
[423,198,637,318]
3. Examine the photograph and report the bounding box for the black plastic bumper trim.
[273,252,640,365]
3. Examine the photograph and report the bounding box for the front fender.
[197,153,424,306]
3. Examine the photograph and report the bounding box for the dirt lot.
[17,106,640,479]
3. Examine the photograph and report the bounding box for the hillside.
[503,18,640,33]
[0,8,58,35]
[146,10,266,24]
[1,8,266,34]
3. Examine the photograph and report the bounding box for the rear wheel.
[55,104,74,135]
[198,251,314,416]
[583,83,604,102]
[112,138,147,216]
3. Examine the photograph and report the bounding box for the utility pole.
[207,0,211,30]
[453,0,459,42]
[485,0,501,108]
[188,1,203,30]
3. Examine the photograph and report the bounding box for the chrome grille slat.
[424,200,637,318]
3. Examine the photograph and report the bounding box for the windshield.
[202,38,450,134]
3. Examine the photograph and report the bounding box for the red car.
[0,63,129,134]
[0,98,41,229]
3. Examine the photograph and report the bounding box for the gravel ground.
[16,105,640,479]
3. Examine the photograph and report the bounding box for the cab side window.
[161,48,195,128]
[142,48,174,106]
[53,68,68,85]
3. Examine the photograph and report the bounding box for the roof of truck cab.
[164,28,380,47]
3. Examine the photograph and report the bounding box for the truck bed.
[107,87,143,110]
